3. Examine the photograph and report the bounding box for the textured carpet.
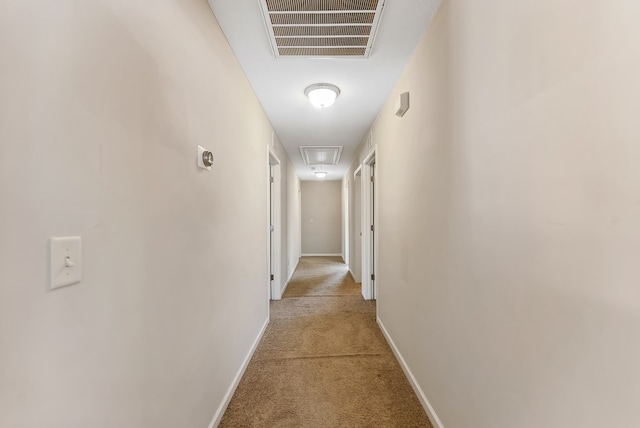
[219,257,432,428]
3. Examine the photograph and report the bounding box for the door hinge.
[270,274,274,281]
[371,274,375,281]
[371,176,375,182]
[370,225,374,232]
[270,176,274,183]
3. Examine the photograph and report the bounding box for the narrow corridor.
[220,257,431,427]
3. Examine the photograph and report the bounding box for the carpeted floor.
[219,256,433,428]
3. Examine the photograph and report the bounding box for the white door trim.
[352,166,362,284]
[343,179,350,265]
[268,146,282,300]
[353,165,362,181]
[361,146,377,300]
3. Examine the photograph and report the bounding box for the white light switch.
[50,236,82,290]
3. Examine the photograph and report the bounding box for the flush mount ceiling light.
[305,83,340,109]
[313,164,328,179]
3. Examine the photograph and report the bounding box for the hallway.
[4,1,640,426]
[220,257,431,427]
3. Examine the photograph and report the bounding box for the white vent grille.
[259,0,386,58]
[299,146,343,165]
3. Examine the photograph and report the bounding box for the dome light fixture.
[305,83,340,109]
[314,164,328,179]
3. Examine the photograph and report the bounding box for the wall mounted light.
[305,83,340,109]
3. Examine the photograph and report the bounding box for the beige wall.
[301,181,342,255]
[0,1,299,427]
[347,0,640,426]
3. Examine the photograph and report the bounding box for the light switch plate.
[50,236,82,290]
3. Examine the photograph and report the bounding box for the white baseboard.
[377,318,445,428]
[301,253,342,257]
[208,317,269,428]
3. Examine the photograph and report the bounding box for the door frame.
[267,146,282,300]
[360,146,378,300]
[352,166,362,283]
[343,179,350,266]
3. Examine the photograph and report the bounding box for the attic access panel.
[299,146,343,166]
[259,0,386,58]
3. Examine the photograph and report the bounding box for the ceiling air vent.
[299,146,343,165]
[259,0,386,58]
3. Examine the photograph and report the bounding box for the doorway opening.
[361,148,377,300]
[268,148,282,300]
[352,168,362,284]
[343,180,350,266]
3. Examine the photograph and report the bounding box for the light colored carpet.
[219,256,433,428]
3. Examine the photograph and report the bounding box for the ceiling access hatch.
[299,146,343,165]
[259,0,386,58]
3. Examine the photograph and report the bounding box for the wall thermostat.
[197,145,214,171]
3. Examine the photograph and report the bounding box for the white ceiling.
[206,0,442,181]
